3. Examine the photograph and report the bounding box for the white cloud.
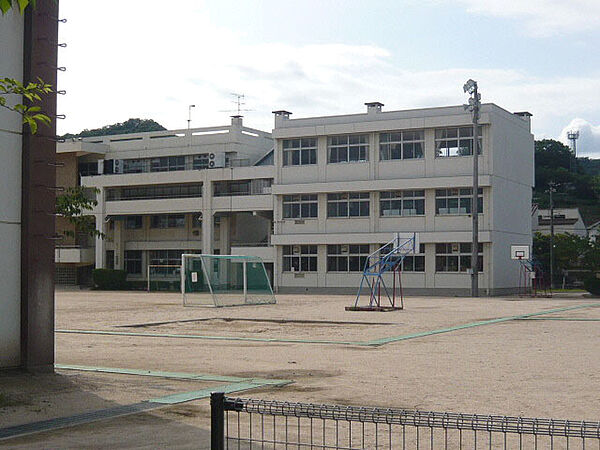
[451,0,600,37]
[55,0,600,152]
[559,118,600,158]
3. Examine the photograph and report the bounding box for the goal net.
[147,265,181,292]
[181,254,276,307]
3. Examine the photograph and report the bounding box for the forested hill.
[61,118,166,139]
[534,139,600,225]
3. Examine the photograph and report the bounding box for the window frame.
[327,244,370,272]
[379,190,425,217]
[435,126,482,158]
[435,188,483,215]
[150,214,185,229]
[282,138,317,166]
[282,194,318,219]
[435,242,483,272]
[124,215,143,230]
[379,130,425,161]
[282,245,318,272]
[124,250,142,275]
[327,192,370,218]
[327,134,369,164]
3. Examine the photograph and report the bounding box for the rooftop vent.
[365,102,384,114]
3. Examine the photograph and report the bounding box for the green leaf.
[0,0,12,15]
[17,0,28,14]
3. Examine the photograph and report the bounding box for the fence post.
[211,392,225,450]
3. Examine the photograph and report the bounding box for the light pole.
[463,79,481,297]
[547,182,557,291]
[188,104,196,130]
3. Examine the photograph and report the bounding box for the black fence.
[211,393,600,449]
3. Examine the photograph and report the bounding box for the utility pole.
[187,104,195,130]
[547,182,557,291]
[464,79,481,297]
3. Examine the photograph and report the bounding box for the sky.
[57,0,600,158]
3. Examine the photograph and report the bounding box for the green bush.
[583,275,600,296]
[92,269,128,290]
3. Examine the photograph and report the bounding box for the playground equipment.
[346,233,418,311]
[511,245,551,297]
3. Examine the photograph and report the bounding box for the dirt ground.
[2,290,600,448]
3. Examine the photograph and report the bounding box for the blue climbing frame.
[346,233,418,311]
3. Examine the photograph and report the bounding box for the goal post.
[181,254,276,307]
[147,264,182,292]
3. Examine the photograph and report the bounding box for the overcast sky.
[57,0,600,158]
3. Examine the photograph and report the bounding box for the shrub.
[92,269,128,290]
[583,275,600,296]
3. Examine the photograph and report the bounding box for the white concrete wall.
[0,11,24,368]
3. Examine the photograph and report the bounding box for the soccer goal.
[147,265,181,292]
[181,254,276,307]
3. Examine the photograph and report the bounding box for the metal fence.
[211,393,600,449]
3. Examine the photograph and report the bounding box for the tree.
[55,187,104,240]
[1,0,52,134]
[0,0,35,14]
[61,118,166,139]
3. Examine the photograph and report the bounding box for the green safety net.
[182,254,275,307]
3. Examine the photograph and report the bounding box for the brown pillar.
[20,1,59,372]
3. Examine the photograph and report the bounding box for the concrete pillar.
[202,180,213,254]
[424,243,436,291]
[114,219,125,270]
[424,129,435,178]
[95,214,106,268]
[220,215,230,255]
[318,136,327,181]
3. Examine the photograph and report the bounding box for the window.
[327,192,370,217]
[283,195,318,219]
[401,244,425,272]
[380,190,425,216]
[106,184,202,201]
[435,188,483,215]
[282,138,317,166]
[213,179,272,196]
[78,161,98,177]
[125,216,143,229]
[150,156,186,172]
[327,244,370,272]
[282,245,317,272]
[105,250,114,270]
[378,243,425,272]
[379,130,424,160]
[150,214,185,229]
[435,127,482,157]
[124,250,142,274]
[435,243,483,272]
[328,134,369,163]
[149,249,185,266]
[122,159,145,173]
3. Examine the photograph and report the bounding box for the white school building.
[57,102,534,295]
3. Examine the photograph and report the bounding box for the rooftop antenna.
[219,93,253,116]
[567,130,579,171]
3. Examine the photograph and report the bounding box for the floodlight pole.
[464,79,480,297]
[188,104,195,130]
[548,182,557,291]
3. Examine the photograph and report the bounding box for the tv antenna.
[219,93,253,115]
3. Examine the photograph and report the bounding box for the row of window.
[282,243,482,273]
[109,214,201,230]
[282,127,482,166]
[282,189,483,219]
[80,154,230,178]
[110,249,190,274]
[106,184,203,202]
